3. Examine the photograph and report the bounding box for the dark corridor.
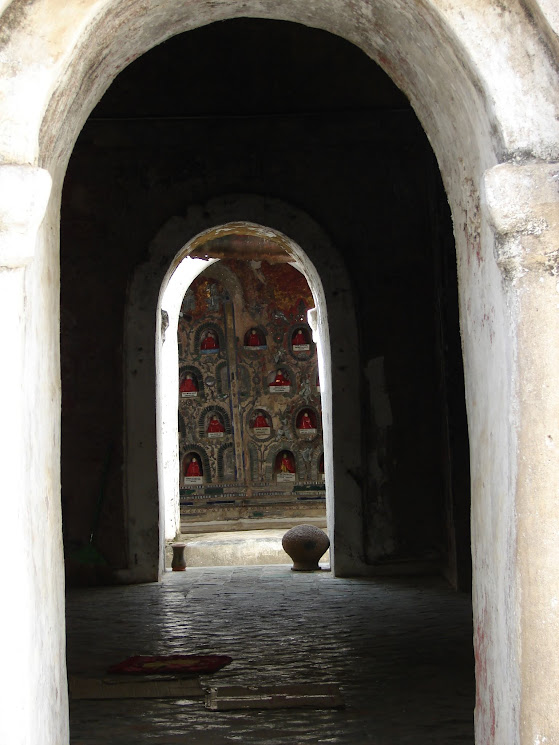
[61,18,470,587]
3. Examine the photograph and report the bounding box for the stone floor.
[66,566,474,744]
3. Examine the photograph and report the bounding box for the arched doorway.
[122,199,359,579]
[157,223,333,561]
[157,224,331,538]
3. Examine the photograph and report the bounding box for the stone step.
[166,527,330,568]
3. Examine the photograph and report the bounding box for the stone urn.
[171,542,187,571]
[282,525,330,571]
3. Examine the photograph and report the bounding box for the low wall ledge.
[0,164,51,269]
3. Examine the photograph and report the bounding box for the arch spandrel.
[35,0,493,178]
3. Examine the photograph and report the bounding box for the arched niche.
[274,448,297,478]
[179,366,203,398]
[295,406,320,435]
[217,442,236,482]
[243,326,267,349]
[197,326,222,354]
[267,366,295,394]
[198,405,231,438]
[289,323,314,359]
[182,450,205,485]
[249,408,273,440]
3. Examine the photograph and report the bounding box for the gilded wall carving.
[178,258,325,518]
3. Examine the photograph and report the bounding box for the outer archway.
[1,3,559,745]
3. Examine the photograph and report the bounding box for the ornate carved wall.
[177,258,325,526]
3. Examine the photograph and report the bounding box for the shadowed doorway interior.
[61,18,470,589]
[60,18,472,741]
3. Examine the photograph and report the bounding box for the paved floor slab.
[66,565,474,744]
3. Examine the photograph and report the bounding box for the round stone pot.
[171,542,187,571]
[282,525,330,571]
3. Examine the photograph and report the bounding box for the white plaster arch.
[157,255,219,543]
[125,197,360,582]
[0,1,552,173]
[156,226,334,545]
[1,2,559,745]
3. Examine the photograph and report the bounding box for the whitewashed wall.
[0,1,558,743]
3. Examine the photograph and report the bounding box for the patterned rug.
[108,654,233,675]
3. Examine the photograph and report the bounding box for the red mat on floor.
[107,654,233,675]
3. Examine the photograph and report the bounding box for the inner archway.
[157,223,334,565]
[119,195,360,581]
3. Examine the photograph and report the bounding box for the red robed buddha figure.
[299,411,314,429]
[179,374,197,392]
[201,330,219,350]
[253,412,269,428]
[246,328,261,347]
[279,451,295,473]
[207,415,225,433]
[292,328,307,346]
[186,456,201,477]
[271,369,290,386]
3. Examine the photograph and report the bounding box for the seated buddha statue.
[179,373,197,393]
[292,328,308,346]
[207,415,225,433]
[201,330,219,350]
[298,411,314,429]
[270,369,290,387]
[278,451,295,473]
[185,456,202,477]
[253,411,269,428]
[246,328,262,347]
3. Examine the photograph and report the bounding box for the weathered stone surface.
[0,165,51,268]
